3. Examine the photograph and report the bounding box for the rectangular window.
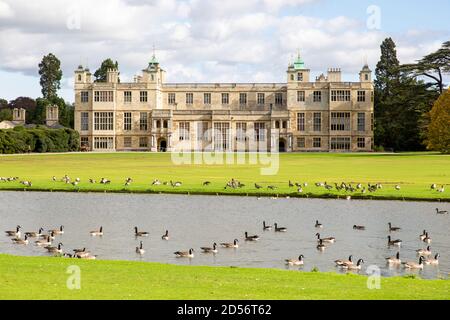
[275,93,283,105]
[297,113,305,131]
[94,112,114,130]
[313,137,321,148]
[297,91,305,102]
[254,122,266,142]
[357,91,366,102]
[331,90,351,102]
[297,137,305,148]
[204,93,211,105]
[357,113,366,132]
[313,113,322,132]
[257,93,265,105]
[140,91,148,103]
[214,122,230,151]
[357,137,366,148]
[81,112,89,131]
[330,137,351,150]
[236,122,247,142]
[94,137,114,149]
[168,93,176,105]
[221,93,229,105]
[186,93,193,104]
[371,113,374,131]
[297,72,303,81]
[124,112,132,131]
[313,91,322,102]
[81,91,89,103]
[80,137,89,148]
[179,122,190,141]
[139,137,148,148]
[124,91,132,103]
[331,112,351,131]
[239,93,247,105]
[123,137,132,148]
[140,112,148,131]
[94,91,114,102]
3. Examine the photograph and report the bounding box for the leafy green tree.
[0,98,8,109]
[427,89,450,153]
[0,108,12,121]
[38,53,63,99]
[94,58,119,82]
[8,97,37,123]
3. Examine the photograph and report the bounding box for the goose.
[254,183,263,189]
[90,226,103,236]
[395,185,401,190]
[419,230,427,241]
[316,233,335,243]
[45,243,63,254]
[274,223,287,232]
[161,230,169,240]
[220,239,239,248]
[75,178,81,182]
[436,208,448,214]
[89,178,96,184]
[288,180,294,188]
[341,259,364,270]
[285,254,304,266]
[201,243,218,253]
[48,225,64,235]
[387,236,402,246]
[437,185,445,193]
[386,252,401,265]
[73,247,86,254]
[244,232,260,241]
[403,256,425,269]
[35,236,52,247]
[263,221,272,231]
[423,233,432,244]
[315,220,323,228]
[353,225,366,230]
[430,183,437,190]
[72,181,79,187]
[174,248,194,258]
[267,185,277,190]
[335,255,353,266]
[74,251,92,258]
[77,254,97,260]
[316,239,326,251]
[424,253,440,265]
[52,176,57,181]
[388,223,401,232]
[47,231,56,240]
[134,227,149,237]
[25,227,44,238]
[136,241,145,255]
[63,253,74,258]
[297,187,303,193]
[151,179,161,186]
[416,246,432,256]
[203,181,211,186]
[12,235,28,245]
[5,225,21,238]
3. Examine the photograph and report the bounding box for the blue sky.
[0,0,449,103]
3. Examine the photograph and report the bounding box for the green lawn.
[0,254,448,300]
[0,152,448,201]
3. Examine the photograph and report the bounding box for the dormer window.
[297,73,303,81]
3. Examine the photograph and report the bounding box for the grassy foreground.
[0,254,448,300]
[0,152,449,201]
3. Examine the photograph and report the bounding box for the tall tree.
[427,89,450,153]
[38,53,63,99]
[94,58,119,82]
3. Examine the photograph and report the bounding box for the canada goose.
[220,239,239,248]
[341,259,364,270]
[416,246,432,256]
[45,242,63,254]
[263,221,272,231]
[89,178,96,184]
[25,227,44,238]
[90,226,103,236]
[353,225,365,230]
[335,255,353,266]
[388,223,401,232]
[77,254,97,260]
[62,253,74,258]
[437,185,445,193]
[297,187,303,193]
[423,233,432,244]
[288,180,294,188]
[424,253,440,265]
[436,208,448,214]
[134,227,149,237]
[152,179,161,186]
[285,254,304,266]
[255,183,263,189]
[12,235,28,245]
[174,248,194,258]
[47,231,56,240]
[73,247,86,253]
[395,185,401,190]
[35,236,51,247]
[419,230,427,241]
[315,220,323,228]
[201,243,218,253]
[316,233,335,243]
[48,225,64,235]
[136,241,145,255]
[244,232,260,241]
[316,239,326,251]
[387,236,402,246]
[267,185,277,190]
[161,230,169,240]
[386,252,401,264]
[5,225,21,237]
[274,223,287,232]
[52,176,57,181]
[74,251,92,258]
[403,256,425,269]
[430,183,437,190]
[71,181,78,186]
[203,181,211,186]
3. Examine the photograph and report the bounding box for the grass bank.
[0,254,448,300]
[0,152,449,201]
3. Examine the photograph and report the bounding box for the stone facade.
[74,55,374,152]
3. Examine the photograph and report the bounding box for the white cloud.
[0,1,13,18]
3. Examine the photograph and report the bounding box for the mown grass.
[0,254,448,300]
[0,152,448,201]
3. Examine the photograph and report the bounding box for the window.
[313,113,322,132]
[140,112,148,131]
[282,121,287,129]
[124,112,132,131]
[275,121,280,129]
[357,113,366,132]
[94,112,114,130]
[81,91,89,103]
[81,112,89,131]
[139,137,148,148]
[275,93,283,105]
[297,137,305,148]
[94,91,114,102]
[331,112,351,131]
[254,122,265,142]
[357,137,366,148]
[78,75,82,82]
[313,91,322,102]
[357,91,366,102]
[297,72,303,81]
[186,93,193,104]
[297,91,305,102]
[80,137,89,147]
[331,90,351,102]
[204,93,211,105]
[124,91,132,103]
[365,74,369,81]
[221,93,229,105]
[330,137,351,150]
[257,93,265,105]
[239,93,247,105]
[124,137,132,148]
[163,120,168,129]
[290,74,294,81]
[179,122,190,141]
[140,91,148,103]
[236,122,247,142]
[371,113,374,131]
[214,122,230,151]
[168,93,176,105]
[197,122,209,141]
[94,137,114,149]
[156,120,161,128]
[297,113,305,131]
[313,137,321,148]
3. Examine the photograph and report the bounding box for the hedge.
[0,126,79,154]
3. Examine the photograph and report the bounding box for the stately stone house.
[74,55,374,152]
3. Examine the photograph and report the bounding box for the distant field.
[0,254,448,300]
[0,152,449,201]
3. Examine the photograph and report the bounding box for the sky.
[0,0,449,103]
